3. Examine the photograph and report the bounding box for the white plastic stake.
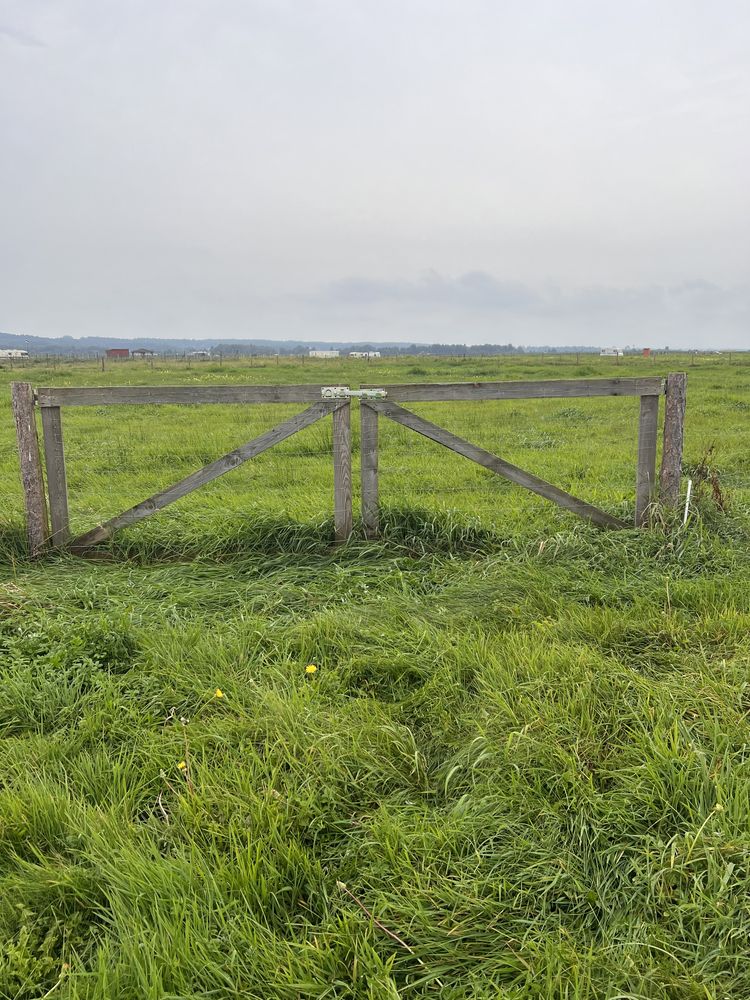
[683,478,692,525]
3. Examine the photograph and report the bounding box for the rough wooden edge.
[361,377,665,401]
[659,372,687,507]
[635,394,660,527]
[11,382,49,556]
[40,405,70,546]
[70,401,336,549]
[370,400,626,529]
[36,384,328,407]
[332,401,353,542]
[360,402,379,537]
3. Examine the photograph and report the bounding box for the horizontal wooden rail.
[37,377,665,408]
[362,377,664,402]
[36,384,327,407]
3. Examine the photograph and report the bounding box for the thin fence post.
[635,394,659,526]
[360,402,379,537]
[659,372,687,508]
[40,405,70,546]
[11,381,49,556]
[332,400,353,542]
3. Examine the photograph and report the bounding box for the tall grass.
[0,355,748,998]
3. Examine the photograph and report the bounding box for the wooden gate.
[11,383,353,555]
[358,374,686,536]
[11,375,686,556]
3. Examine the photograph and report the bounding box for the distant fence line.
[1,349,746,367]
[11,375,686,557]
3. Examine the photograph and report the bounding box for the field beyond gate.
[12,371,686,553]
[0,353,749,999]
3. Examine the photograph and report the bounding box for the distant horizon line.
[1,331,744,352]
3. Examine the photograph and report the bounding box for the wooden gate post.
[360,402,379,537]
[11,382,49,556]
[332,401,353,542]
[635,394,659,526]
[659,372,687,508]
[39,405,70,546]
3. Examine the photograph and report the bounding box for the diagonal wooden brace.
[71,401,340,548]
[369,400,626,529]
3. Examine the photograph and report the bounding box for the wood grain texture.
[11,382,49,556]
[370,400,626,529]
[71,401,336,548]
[361,377,664,402]
[332,401,353,543]
[635,394,660,527]
[40,405,70,546]
[360,402,379,537]
[36,384,327,407]
[659,372,687,507]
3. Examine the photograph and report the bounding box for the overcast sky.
[2,1,749,346]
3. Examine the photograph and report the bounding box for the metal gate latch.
[321,387,387,399]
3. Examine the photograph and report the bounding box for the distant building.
[105,348,129,359]
[349,351,381,359]
[0,349,29,359]
[187,350,211,359]
[599,348,624,357]
[132,349,157,358]
[308,350,340,358]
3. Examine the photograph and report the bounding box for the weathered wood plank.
[635,394,660,526]
[360,402,379,537]
[361,377,664,402]
[370,400,626,529]
[36,384,327,407]
[659,372,687,507]
[40,405,70,546]
[71,401,336,548]
[332,401,353,542]
[11,382,49,556]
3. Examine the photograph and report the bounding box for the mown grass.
[0,354,749,998]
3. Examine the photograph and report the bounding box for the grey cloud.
[324,273,543,310]
[323,272,748,318]
[0,24,45,47]
[309,273,750,347]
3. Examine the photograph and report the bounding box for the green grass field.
[0,353,749,999]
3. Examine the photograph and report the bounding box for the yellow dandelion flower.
[214,688,224,699]
[305,664,317,674]
[177,760,187,770]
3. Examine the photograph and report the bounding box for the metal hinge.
[321,386,387,399]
